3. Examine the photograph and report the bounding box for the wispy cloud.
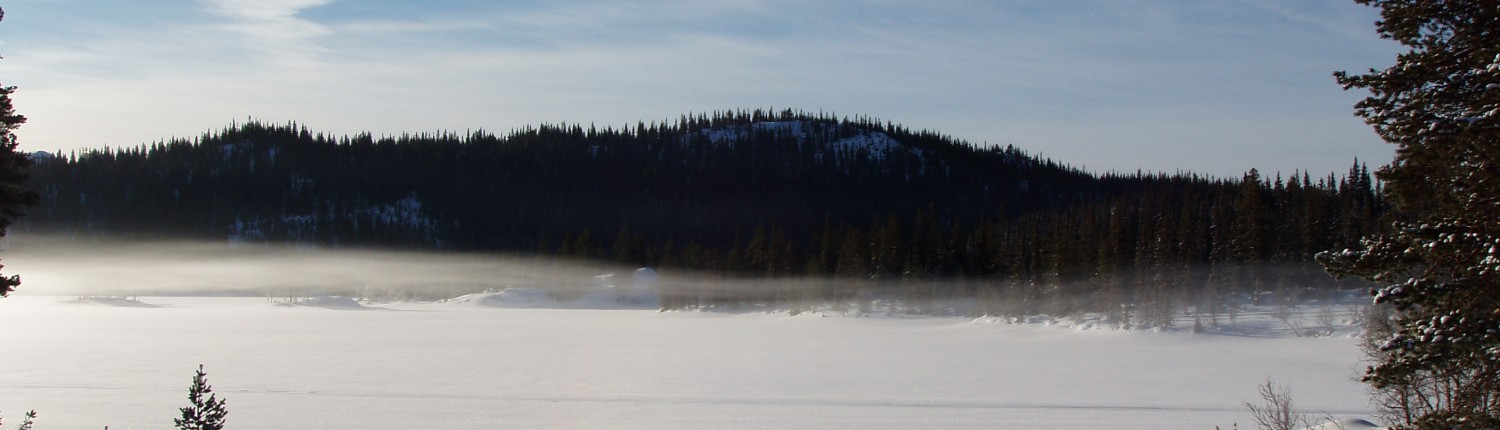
[1227,0,1380,43]
[3,0,1399,177]
[199,0,331,69]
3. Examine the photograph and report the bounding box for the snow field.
[0,296,1377,429]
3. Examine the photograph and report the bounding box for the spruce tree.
[0,409,37,430]
[1318,0,1500,427]
[175,365,228,430]
[0,7,38,298]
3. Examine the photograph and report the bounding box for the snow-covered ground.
[0,294,1379,429]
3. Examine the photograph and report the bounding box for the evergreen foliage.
[0,6,40,298]
[174,365,227,430]
[23,109,1383,315]
[1318,0,1500,427]
[0,10,41,428]
[0,409,38,430]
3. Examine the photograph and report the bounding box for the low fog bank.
[1,234,643,299]
[1,233,1374,332]
[0,234,869,308]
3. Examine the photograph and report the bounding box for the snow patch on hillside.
[689,120,913,162]
[228,193,442,245]
[829,131,903,159]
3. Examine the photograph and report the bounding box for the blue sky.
[0,0,1399,177]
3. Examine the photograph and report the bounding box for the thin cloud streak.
[198,0,332,69]
[3,0,1399,177]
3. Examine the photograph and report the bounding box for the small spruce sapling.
[15,410,34,430]
[174,365,227,430]
[0,410,37,430]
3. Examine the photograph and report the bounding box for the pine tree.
[0,409,37,430]
[872,215,904,279]
[1318,1,1500,427]
[175,365,228,430]
[0,7,39,298]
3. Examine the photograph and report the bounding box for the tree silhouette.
[0,6,39,298]
[1319,0,1500,426]
[174,365,228,430]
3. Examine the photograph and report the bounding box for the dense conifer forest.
[19,109,1383,320]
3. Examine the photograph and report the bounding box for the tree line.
[21,109,1382,319]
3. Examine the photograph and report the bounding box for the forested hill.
[21,109,1383,289]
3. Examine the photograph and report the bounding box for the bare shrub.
[1314,305,1337,337]
[1244,378,1309,430]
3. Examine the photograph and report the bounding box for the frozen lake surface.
[0,295,1377,429]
